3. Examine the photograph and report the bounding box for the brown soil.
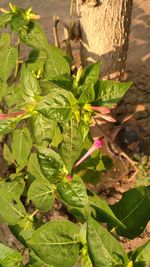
[0,0,150,263]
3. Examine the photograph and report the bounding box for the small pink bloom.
[0,110,26,120]
[74,138,104,167]
[91,106,110,114]
[98,114,116,122]
[66,175,73,181]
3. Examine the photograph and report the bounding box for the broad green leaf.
[95,80,132,107]
[21,64,42,99]
[78,83,95,104]
[0,81,7,101]
[30,114,56,145]
[3,178,25,197]
[10,215,35,246]
[11,10,29,32]
[36,89,76,122]
[80,62,100,85]
[0,13,12,28]
[50,73,73,90]
[88,193,125,229]
[28,220,80,267]
[40,79,63,94]
[0,243,22,267]
[0,118,19,135]
[131,240,150,266]
[11,127,32,169]
[27,153,46,180]
[59,119,83,172]
[0,180,26,225]
[27,250,52,267]
[51,124,63,147]
[111,186,150,238]
[19,19,65,57]
[4,83,24,108]
[0,33,18,82]
[37,147,67,183]
[3,143,14,165]
[43,51,70,80]
[19,19,65,56]
[57,175,88,207]
[79,120,90,141]
[68,205,86,222]
[28,179,55,211]
[19,21,49,50]
[27,49,47,76]
[0,31,10,44]
[87,215,128,267]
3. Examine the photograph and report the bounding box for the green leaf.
[78,83,95,104]
[0,118,19,135]
[10,215,35,246]
[59,119,83,172]
[36,89,76,123]
[4,178,25,197]
[88,193,125,229]
[28,220,80,267]
[57,175,88,207]
[3,143,14,165]
[37,147,67,183]
[51,124,63,147]
[0,243,22,267]
[27,250,52,267]
[49,74,73,90]
[27,49,47,76]
[4,83,24,108]
[0,81,7,101]
[21,64,42,100]
[40,79,63,94]
[11,127,32,170]
[11,10,29,32]
[43,51,70,80]
[0,13,12,28]
[111,186,150,239]
[0,32,18,82]
[27,153,46,180]
[80,62,100,85]
[0,180,26,225]
[28,179,54,211]
[131,240,150,266]
[19,21,49,50]
[87,215,128,267]
[95,80,132,107]
[30,113,56,145]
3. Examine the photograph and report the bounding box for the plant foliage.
[0,4,149,267]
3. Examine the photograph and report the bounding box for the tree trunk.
[76,0,133,80]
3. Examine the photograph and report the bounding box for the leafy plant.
[0,4,149,267]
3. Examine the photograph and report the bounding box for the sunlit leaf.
[28,220,80,266]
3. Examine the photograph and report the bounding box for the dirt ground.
[0,0,150,263]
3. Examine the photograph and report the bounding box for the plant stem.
[14,38,20,78]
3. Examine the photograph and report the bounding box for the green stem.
[14,38,20,78]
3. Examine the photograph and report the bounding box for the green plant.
[0,4,149,267]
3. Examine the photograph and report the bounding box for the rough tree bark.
[76,0,133,79]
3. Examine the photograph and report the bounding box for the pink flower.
[0,110,26,120]
[83,104,116,123]
[66,175,73,181]
[95,114,116,122]
[74,138,104,167]
[90,106,110,114]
